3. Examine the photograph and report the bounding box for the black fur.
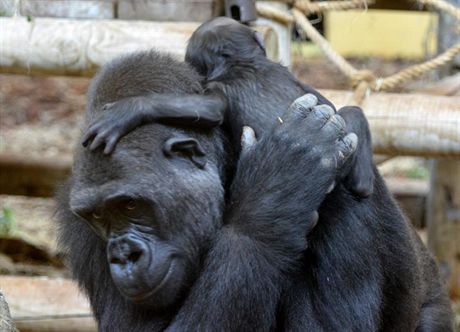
[178,17,453,331]
[56,50,358,331]
[58,19,454,331]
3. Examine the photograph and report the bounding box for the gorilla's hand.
[82,99,143,154]
[228,93,357,249]
[278,94,358,175]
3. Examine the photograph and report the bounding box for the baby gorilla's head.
[186,17,266,80]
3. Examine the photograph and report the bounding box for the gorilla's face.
[69,124,224,308]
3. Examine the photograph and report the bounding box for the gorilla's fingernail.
[311,211,319,225]
[344,133,358,154]
[313,105,334,121]
[294,94,318,108]
[241,126,257,151]
[326,181,335,194]
[290,94,318,117]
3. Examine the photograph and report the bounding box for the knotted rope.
[257,0,460,104]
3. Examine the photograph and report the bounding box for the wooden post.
[427,159,460,298]
[256,1,291,66]
[0,292,17,332]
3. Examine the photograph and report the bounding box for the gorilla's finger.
[309,105,335,128]
[89,132,109,151]
[326,181,336,194]
[322,114,346,138]
[102,102,114,111]
[306,210,319,233]
[241,126,257,152]
[81,127,97,147]
[104,135,119,155]
[336,133,358,165]
[288,94,318,119]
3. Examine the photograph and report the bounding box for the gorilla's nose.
[107,235,147,266]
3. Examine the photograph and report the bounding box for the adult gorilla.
[80,20,454,331]
[56,51,356,331]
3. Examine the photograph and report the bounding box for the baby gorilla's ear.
[253,31,266,54]
[163,137,207,169]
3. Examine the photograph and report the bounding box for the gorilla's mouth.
[129,259,176,303]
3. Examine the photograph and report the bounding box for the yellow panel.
[325,10,438,60]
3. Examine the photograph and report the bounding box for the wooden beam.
[0,91,458,198]
[0,153,71,197]
[118,0,222,22]
[0,0,115,19]
[322,90,460,157]
[0,17,278,77]
[0,276,96,332]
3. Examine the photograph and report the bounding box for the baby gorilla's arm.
[81,93,227,154]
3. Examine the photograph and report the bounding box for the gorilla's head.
[186,17,267,80]
[68,51,226,309]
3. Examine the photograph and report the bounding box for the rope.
[295,0,371,15]
[375,43,460,91]
[292,8,363,80]
[256,3,294,25]
[259,2,460,104]
[418,0,460,21]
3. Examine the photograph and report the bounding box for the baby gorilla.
[83,17,374,198]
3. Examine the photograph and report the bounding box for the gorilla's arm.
[166,95,358,331]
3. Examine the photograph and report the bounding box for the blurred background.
[0,0,459,331]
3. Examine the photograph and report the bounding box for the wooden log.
[0,153,71,197]
[0,17,278,77]
[0,0,115,19]
[322,90,460,157]
[426,159,460,299]
[0,276,96,332]
[0,90,459,197]
[118,0,223,22]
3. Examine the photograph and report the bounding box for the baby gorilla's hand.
[81,99,143,154]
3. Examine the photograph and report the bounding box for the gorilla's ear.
[253,31,266,54]
[163,137,207,169]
